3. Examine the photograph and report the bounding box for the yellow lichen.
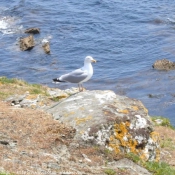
[109,122,138,155]
[131,106,139,111]
[108,122,160,161]
[64,111,75,117]
[143,107,148,114]
[118,109,129,114]
[140,152,149,161]
[150,131,160,142]
[75,115,92,125]
[155,148,160,162]
[26,94,38,100]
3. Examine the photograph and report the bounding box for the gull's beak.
[91,59,97,63]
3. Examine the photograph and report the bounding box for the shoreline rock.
[152,59,175,70]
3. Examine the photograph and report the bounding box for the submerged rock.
[19,35,35,51]
[42,42,50,54]
[152,59,175,70]
[47,90,160,161]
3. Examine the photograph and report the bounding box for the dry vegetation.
[154,126,175,166]
[0,101,76,174]
[0,101,134,175]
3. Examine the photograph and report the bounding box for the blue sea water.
[0,0,175,124]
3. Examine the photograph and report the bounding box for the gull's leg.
[78,84,81,92]
[81,83,84,91]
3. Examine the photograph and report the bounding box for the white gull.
[53,56,96,91]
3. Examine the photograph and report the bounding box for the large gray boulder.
[46,90,160,161]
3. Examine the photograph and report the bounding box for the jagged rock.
[46,90,160,161]
[19,35,35,51]
[25,28,40,34]
[152,59,175,70]
[42,42,50,54]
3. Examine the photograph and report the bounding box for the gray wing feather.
[60,68,88,83]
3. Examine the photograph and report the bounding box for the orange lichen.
[109,121,138,155]
[118,109,129,114]
[75,115,92,125]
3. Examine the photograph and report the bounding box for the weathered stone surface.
[42,42,50,54]
[46,90,160,161]
[115,158,152,175]
[152,59,175,70]
[19,35,35,51]
[25,28,40,34]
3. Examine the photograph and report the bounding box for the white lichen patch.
[81,128,94,141]
[135,115,147,129]
[135,135,144,144]
[81,125,113,146]
[95,91,116,104]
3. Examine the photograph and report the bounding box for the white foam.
[0,18,8,30]
[42,35,52,44]
[0,16,23,35]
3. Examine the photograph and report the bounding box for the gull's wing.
[59,68,88,83]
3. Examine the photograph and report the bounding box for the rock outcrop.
[25,27,40,34]
[19,35,35,51]
[152,59,175,70]
[47,90,160,161]
[42,42,50,54]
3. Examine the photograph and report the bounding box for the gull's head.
[84,56,96,63]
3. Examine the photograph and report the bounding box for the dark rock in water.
[19,35,35,51]
[25,28,40,34]
[152,59,175,70]
[42,42,50,54]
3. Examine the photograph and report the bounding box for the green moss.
[144,161,175,175]
[151,116,175,130]
[104,168,116,175]
[127,153,175,175]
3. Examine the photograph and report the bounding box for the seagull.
[53,56,96,91]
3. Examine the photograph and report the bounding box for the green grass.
[0,76,49,96]
[0,92,10,99]
[160,138,175,150]
[144,161,175,175]
[151,116,175,130]
[0,173,12,175]
[0,77,18,84]
[104,168,116,175]
[127,153,175,175]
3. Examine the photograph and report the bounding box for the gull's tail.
[52,78,65,84]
